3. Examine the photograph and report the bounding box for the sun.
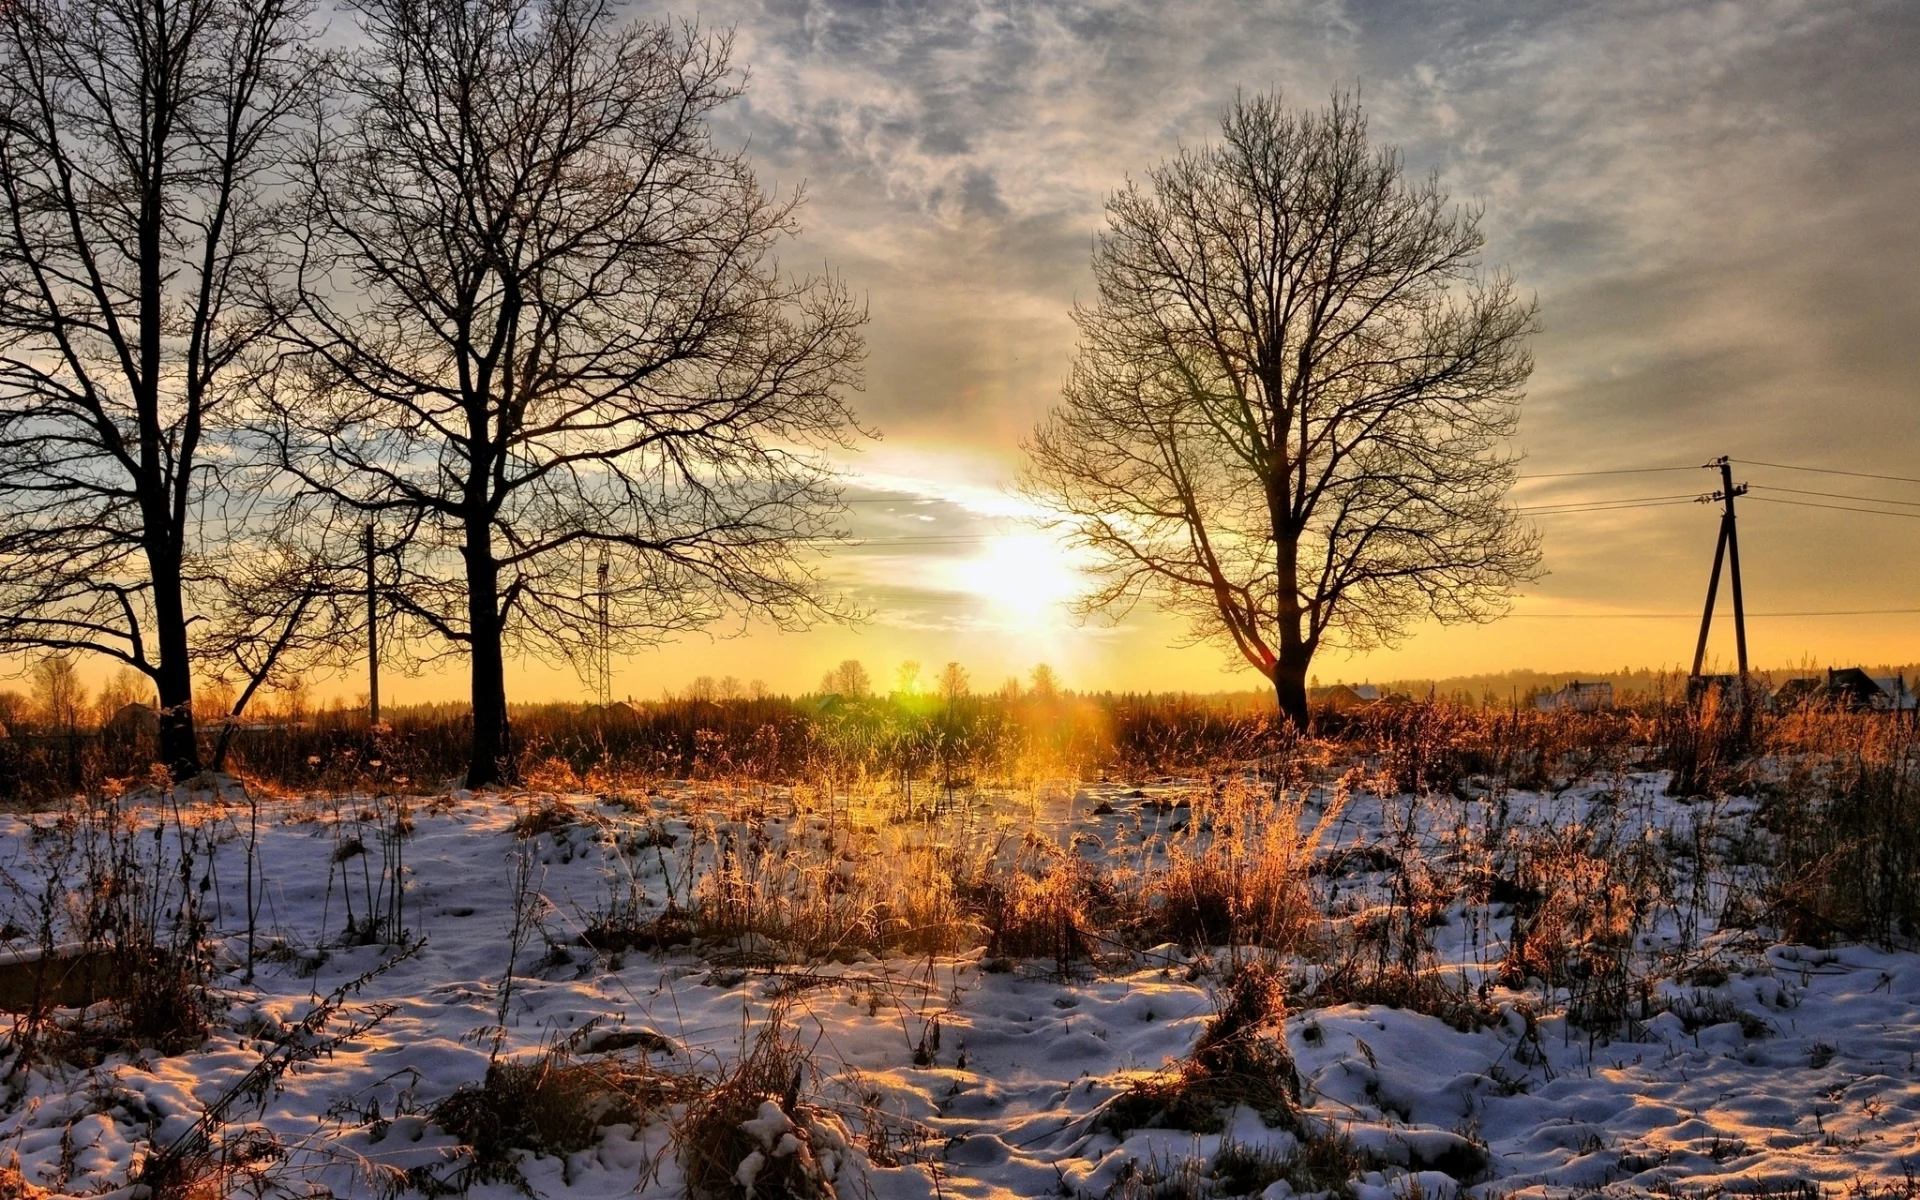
[952,532,1086,624]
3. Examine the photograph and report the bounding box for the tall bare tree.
[1024,93,1540,730]
[0,0,313,777]
[261,0,866,786]
[820,659,871,698]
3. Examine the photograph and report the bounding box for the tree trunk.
[1271,507,1313,733]
[465,530,512,788]
[150,551,202,781]
[140,120,201,782]
[1273,649,1311,733]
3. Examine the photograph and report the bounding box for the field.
[0,703,1915,1200]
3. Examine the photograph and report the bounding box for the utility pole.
[595,547,611,706]
[366,522,381,725]
[1690,455,1750,684]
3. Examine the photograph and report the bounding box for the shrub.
[512,799,578,840]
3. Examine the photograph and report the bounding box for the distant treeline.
[6,667,1916,805]
[1369,664,1920,707]
[4,686,1596,803]
[0,691,1292,804]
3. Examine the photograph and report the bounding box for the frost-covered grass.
[0,725,1916,1200]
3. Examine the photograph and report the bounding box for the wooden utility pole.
[1690,455,1749,681]
[366,522,381,724]
[595,547,611,706]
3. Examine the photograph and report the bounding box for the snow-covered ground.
[0,774,1914,1200]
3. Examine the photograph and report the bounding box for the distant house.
[1308,684,1372,713]
[581,700,645,724]
[1777,668,1914,712]
[102,702,160,743]
[1535,680,1614,713]
[1873,677,1917,711]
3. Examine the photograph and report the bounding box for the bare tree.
[0,0,315,777]
[195,537,366,767]
[820,658,870,697]
[1024,93,1540,729]
[0,691,26,733]
[261,0,866,786]
[28,655,86,732]
[894,660,922,697]
[92,666,151,724]
[937,661,969,704]
[1028,662,1060,700]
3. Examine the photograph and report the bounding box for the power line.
[1737,458,1920,487]
[841,536,996,546]
[1506,607,1920,619]
[1515,465,1700,479]
[1518,497,1701,514]
[833,591,1920,617]
[1520,493,1699,507]
[1751,484,1920,509]
[834,493,1916,536]
[824,465,1920,547]
[1745,495,1920,520]
[841,458,1920,504]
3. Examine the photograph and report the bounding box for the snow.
[0,771,1913,1199]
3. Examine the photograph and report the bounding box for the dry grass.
[1103,958,1301,1135]
[975,847,1100,972]
[1763,714,1920,946]
[511,798,579,840]
[1096,1133,1379,1200]
[0,1161,47,1200]
[1,797,218,1062]
[680,799,988,962]
[1148,781,1337,953]
[11,699,1920,1200]
[672,1008,858,1200]
[431,1042,701,1188]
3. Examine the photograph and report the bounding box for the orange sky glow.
[307,0,1920,703]
[31,0,1920,707]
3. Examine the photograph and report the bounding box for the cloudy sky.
[487,0,1920,702]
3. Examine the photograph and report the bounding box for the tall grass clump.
[1658,686,1760,799]
[682,798,986,961]
[974,844,1101,973]
[1764,708,1920,946]
[1148,780,1336,953]
[673,1008,864,1200]
[3,795,218,1059]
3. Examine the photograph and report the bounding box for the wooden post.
[366,523,380,725]
[1717,456,1749,677]
[596,548,610,706]
[1690,519,1728,680]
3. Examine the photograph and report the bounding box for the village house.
[1535,680,1614,712]
[1775,668,1916,712]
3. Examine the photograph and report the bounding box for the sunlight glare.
[952,532,1085,624]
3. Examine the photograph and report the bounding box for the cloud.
[654,0,1920,682]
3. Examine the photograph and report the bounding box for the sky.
[422,0,1920,704]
